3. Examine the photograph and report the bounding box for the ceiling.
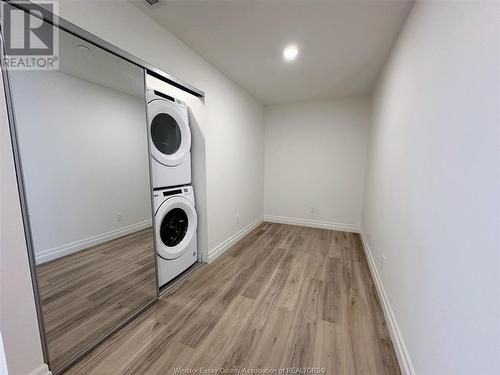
[133,0,413,105]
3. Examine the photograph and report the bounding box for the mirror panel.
[7,17,157,372]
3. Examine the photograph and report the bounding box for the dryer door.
[148,99,191,166]
[155,196,197,260]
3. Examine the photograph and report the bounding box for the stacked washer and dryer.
[147,89,197,287]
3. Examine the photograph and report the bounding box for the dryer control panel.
[147,89,187,109]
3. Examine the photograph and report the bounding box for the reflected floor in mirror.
[36,228,157,370]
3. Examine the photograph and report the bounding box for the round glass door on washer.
[160,208,189,248]
[154,186,197,286]
[147,89,192,188]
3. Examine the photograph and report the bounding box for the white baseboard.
[263,215,360,233]
[36,220,152,264]
[28,364,51,375]
[208,217,263,262]
[359,230,415,375]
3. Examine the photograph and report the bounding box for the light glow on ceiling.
[283,44,299,62]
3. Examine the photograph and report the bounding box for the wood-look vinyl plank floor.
[37,228,157,371]
[64,222,400,375]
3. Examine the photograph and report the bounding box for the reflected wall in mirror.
[7,13,157,373]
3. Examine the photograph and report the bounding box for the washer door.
[155,196,197,260]
[148,99,191,167]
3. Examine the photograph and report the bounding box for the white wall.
[264,98,370,231]
[362,1,500,374]
[9,70,152,263]
[0,73,47,375]
[50,1,265,258]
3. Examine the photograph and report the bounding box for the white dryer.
[147,89,191,188]
[154,185,197,286]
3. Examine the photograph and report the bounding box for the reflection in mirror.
[7,17,157,372]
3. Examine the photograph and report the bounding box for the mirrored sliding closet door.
[5,7,157,373]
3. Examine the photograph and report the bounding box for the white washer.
[154,185,197,286]
[147,89,191,188]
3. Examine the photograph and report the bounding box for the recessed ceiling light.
[283,44,299,62]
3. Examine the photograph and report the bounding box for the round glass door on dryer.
[154,186,197,286]
[147,89,192,188]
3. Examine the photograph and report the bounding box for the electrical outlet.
[381,254,387,270]
[236,214,240,224]
[116,212,123,222]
